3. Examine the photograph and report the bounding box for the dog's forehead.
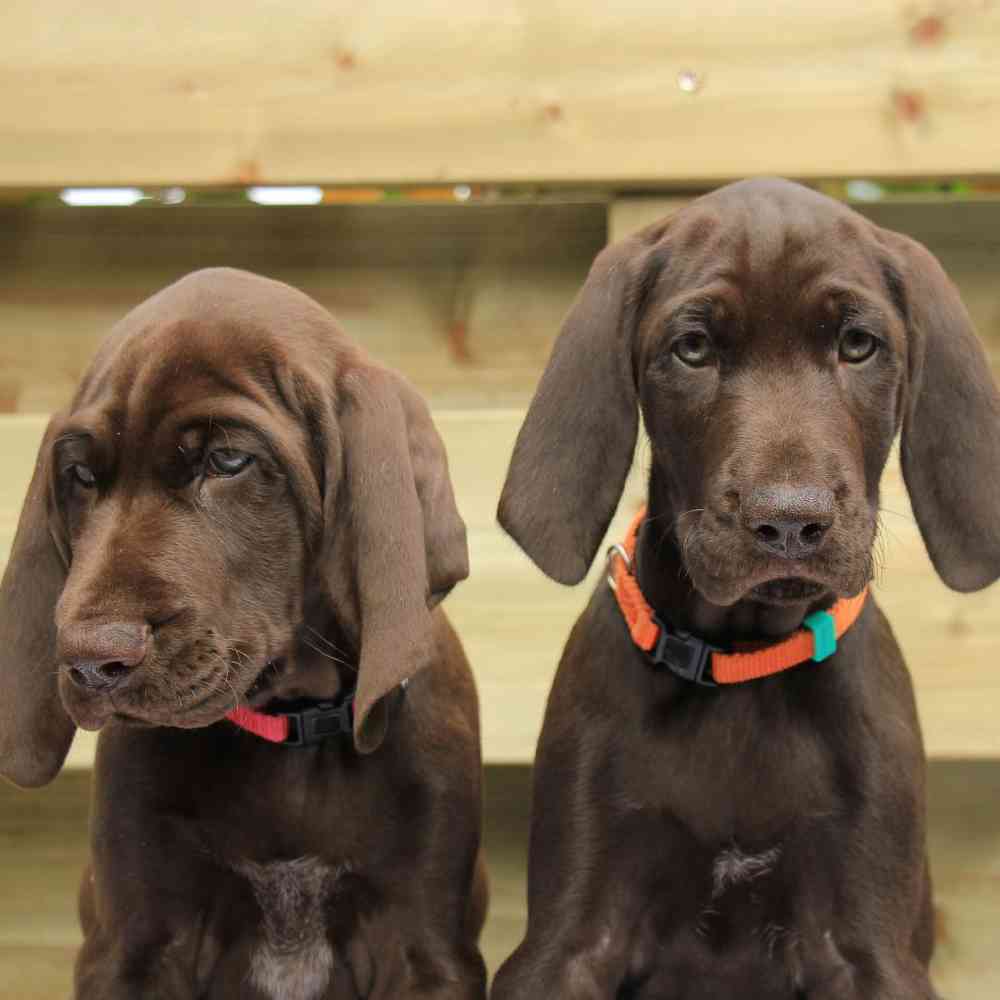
[71,268,347,427]
[668,179,884,295]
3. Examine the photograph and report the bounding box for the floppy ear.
[0,419,76,787]
[498,236,651,584]
[891,233,1000,591]
[392,372,469,606]
[330,364,467,753]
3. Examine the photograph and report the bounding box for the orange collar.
[608,507,868,686]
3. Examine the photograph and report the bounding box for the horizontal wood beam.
[3,413,1000,764]
[2,2,1000,186]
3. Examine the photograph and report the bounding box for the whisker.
[301,637,350,668]
[878,506,914,524]
[646,507,705,528]
[304,625,348,657]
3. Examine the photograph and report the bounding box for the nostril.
[67,659,133,692]
[755,523,781,545]
[801,522,828,545]
[744,485,836,559]
[100,661,131,681]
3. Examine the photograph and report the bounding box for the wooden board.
[2,196,1000,763]
[0,202,604,413]
[3,413,1000,764]
[5,196,1000,417]
[2,764,998,996]
[2,2,1000,186]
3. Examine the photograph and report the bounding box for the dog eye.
[672,333,714,367]
[206,449,254,477]
[71,464,97,488]
[839,328,879,364]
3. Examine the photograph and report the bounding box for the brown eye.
[672,333,714,367]
[72,464,97,488]
[206,449,254,477]
[839,328,879,364]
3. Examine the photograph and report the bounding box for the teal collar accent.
[803,610,838,662]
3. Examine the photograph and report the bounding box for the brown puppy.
[0,268,487,999]
[494,179,1000,999]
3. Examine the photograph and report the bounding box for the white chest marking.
[238,856,347,1000]
[711,844,781,898]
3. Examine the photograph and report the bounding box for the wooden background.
[2,195,999,764]
[2,1,1000,186]
[3,5,999,990]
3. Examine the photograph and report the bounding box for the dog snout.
[59,621,152,693]
[743,485,835,560]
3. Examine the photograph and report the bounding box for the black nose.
[743,485,835,559]
[60,621,151,693]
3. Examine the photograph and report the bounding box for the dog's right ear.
[0,419,76,788]
[321,362,468,754]
[888,232,1000,591]
[498,234,658,584]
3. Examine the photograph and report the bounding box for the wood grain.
[2,197,999,763]
[0,202,604,412]
[2,1,1000,185]
[2,764,997,995]
[3,413,1000,763]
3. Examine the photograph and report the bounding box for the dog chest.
[236,856,348,1000]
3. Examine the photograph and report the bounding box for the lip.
[244,657,287,707]
[749,577,828,605]
[58,650,282,730]
[108,683,244,729]
[57,677,116,731]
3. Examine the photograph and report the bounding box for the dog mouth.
[678,518,866,608]
[59,651,288,731]
[244,657,287,707]
[749,577,828,605]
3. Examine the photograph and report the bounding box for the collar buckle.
[650,616,718,687]
[282,693,355,747]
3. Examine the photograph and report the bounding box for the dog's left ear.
[498,234,659,585]
[890,232,1000,591]
[0,418,77,787]
[325,363,468,753]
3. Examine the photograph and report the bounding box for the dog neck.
[636,493,835,645]
[247,604,358,708]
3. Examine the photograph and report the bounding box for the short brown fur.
[0,268,487,999]
[495,179,1000,999]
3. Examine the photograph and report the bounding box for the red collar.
[225,693,355,746]
[608,507,868,685]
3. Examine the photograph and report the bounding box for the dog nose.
[60,621,151,693]
[744,486,835,559]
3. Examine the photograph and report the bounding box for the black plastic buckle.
[281,692,355,747]
[649,616,718,687]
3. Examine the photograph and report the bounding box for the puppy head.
[500,178,1000,605]
[0,268,467,787]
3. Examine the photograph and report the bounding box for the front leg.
[490,826,662,1000]
[490,730,681,1000]
[75,941,197,1000]
[492,922,633,1000]
[73,798,230,1000]
[74,865,201,999]
[365,794,488,999]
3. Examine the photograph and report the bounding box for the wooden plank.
[6,196,1000,418]
[0,266,582,413]
[2,763,998,995]
[3,413,1000,763]
[0,202,604,413]
[482,762,1000,999]
[2,2,1000,186]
